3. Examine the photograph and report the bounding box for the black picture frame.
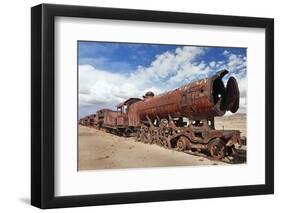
[31,3,274,209]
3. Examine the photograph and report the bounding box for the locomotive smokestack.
[143,91,155,100]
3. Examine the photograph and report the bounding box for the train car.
[95,109,132,135]
[88,114,96,126]
[95,109,112,128]
[115,98,142,136]
[79,114,96,126]
[79,117,86,125]
[103,110,118,127]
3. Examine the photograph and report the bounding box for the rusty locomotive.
[79,70,244,160]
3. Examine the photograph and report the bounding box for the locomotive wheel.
[159,136,169,148]
[208,139,226,160]
[139,125,149,143]
[146,132,153,144]
[141,132,151,143]
[140,132,146,142]
[136,131,141,141]
[123,128,133,137]
[149,134,155,144]
[150,130,158,144]
[176,136,189,151]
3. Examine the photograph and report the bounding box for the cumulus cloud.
[79,65,140,105]
[79,65,165,107]
[128,46,206,86]
[79,46,206,108]
[79,46,247,116]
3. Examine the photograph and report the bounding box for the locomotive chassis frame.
[31,3,274,209]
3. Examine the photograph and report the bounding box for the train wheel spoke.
[176,136,189,151]
[208,139,226,160]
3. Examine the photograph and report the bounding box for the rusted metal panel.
[127,103,140,126]
[103,110,118,126]
[136,90,181,121]
[95,109,117,127]
[117,115,129,126]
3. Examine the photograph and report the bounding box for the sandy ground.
[79,129,223,171]
[215,113,246,137]
[78,113,246,171]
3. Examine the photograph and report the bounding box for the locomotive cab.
[116,98,142,127]
[117,105,128,126]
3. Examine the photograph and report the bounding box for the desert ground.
[78,113,246,171]
[215,113,246,137]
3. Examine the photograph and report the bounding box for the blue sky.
[79,42,180,73]
[78,41,246,117]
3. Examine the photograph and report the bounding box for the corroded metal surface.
[127,70,240,127]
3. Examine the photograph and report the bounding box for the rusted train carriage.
[79,114,96,126]
[94,108,135,136]
[80,70,243,160]
[93,109,116,128]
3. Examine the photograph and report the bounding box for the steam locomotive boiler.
[80,70,243,160]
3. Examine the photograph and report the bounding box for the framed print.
[31,4,274,209]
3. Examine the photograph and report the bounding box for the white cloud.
[129,46,205,85]
[209,61,216,68]
[79,65,140,106]
[79,65,167,107]
[223,50,229,55]
[79,46,206,109]
[79,46,247,116]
